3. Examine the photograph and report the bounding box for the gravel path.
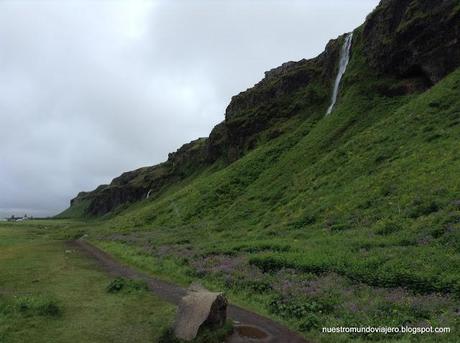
[70,239,308,343]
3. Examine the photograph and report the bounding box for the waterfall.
[326,33,353,116]
[145,189,152,199]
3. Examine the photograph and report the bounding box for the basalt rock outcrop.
[362,0,460,86]
[210,37,344,162]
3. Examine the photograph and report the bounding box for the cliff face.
[65,38,344,217]
[362,0,460,85]
[69,138,209,216]
[207,37,343,164]
[62,0,460,218]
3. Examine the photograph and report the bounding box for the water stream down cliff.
[326,33,353,115]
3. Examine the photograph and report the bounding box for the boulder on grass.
[173,283,228,341]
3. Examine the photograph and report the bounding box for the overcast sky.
[0,0,379,217]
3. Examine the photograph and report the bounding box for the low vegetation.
[0,224,175,343]
[106,277,149,294]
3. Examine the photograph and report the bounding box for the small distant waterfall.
[326,33,353,116]
[145,189,152,199]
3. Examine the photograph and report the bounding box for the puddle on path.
[234,325,268,340]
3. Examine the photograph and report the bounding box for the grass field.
[0,223,175,343]
[1,212,458,343]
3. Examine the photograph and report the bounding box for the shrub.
[233,243,290,253]
[106,278,125,293]
[37,301,61,316]
[106,277,148,293]
[407,198,440,218]
[299,314,320,332]
[232,279,272,294]
[289,215,316,230]
[15,296,61,317]
[329,223,350,232]
[374,219,402,235]
[269,295,329,320]
[249,256,292,273]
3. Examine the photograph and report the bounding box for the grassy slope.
[0,223,175,343]
[56,199,91,219]
[72,27,460,342]
[101,29,460,293]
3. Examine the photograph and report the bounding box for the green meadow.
[0,223,175,343]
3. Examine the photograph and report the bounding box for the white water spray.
[326,33,353,116]
[145,189,152,199]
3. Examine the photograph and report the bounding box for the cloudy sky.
[0,0,379,217]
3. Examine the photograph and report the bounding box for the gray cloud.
[0,0,379,217]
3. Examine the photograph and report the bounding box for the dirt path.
[70,239,308,343]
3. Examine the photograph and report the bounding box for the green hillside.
[59,0,460,341]
[102,52,460,292]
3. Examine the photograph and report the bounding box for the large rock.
[173,284,228,341]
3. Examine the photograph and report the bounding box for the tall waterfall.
[326,33,353,116]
